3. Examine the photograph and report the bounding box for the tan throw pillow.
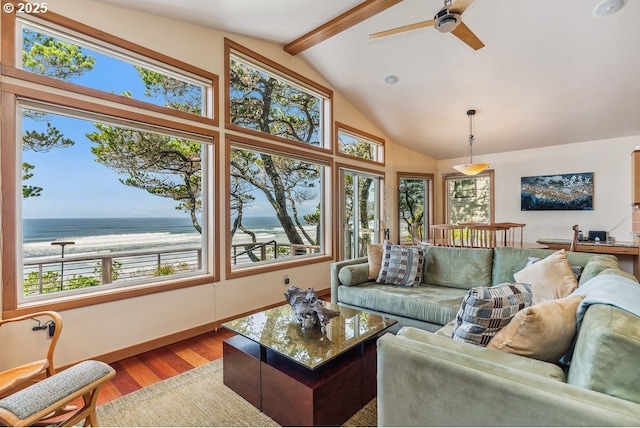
[487,294,585,362]
[513,249,578,304]
[367,243,384,280]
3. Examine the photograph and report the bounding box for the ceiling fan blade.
[451,21,485,50]
[369,19,435,39]
[449,0,475,15]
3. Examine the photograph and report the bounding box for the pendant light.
[453,109,489,175]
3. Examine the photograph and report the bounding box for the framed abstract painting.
[521,172,594,211]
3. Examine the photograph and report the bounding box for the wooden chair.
[0,311,62,397]
[493,222,526,246]
[465,224,508,248]
[431,224,464,247]
[570,224,579,252]
[0,311,115,427]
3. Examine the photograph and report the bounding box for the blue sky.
[21,30,318,220]
[21,37,203,219]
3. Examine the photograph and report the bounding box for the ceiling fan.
[369,0,484,50]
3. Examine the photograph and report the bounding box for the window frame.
[1,5,219,126]
[335,122,385,166]
[1,84,219,318]
[334,162,385,261]
[225,134,333,279]
[224,38,333,154]
[442,170,495,226]
[397,172,434,245]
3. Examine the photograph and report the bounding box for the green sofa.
[331,246,608,332]
[330,246,640,426]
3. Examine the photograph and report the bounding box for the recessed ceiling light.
[593,0,626,17]
[383,75,399,84]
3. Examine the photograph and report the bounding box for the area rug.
[97,358,377,427]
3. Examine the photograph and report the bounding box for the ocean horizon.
[23,217,313,258]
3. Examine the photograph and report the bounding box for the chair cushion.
[0,360,113,420]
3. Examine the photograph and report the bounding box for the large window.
[443,171,495,224]
[1,10,218,315]
[16,100,213,305]
[225,40,333,276]
[336,122,384,165]
[227,137,330,275]
[225,39,332,151]
[18,21,209,116]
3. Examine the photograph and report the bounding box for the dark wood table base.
[223,334,377,426]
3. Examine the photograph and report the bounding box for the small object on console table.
[284,285,339,330]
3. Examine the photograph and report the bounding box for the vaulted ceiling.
[91,0,640,160]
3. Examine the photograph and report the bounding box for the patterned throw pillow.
[376,241,425,287]
[452,282,533,346]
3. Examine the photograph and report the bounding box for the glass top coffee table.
[223,301,396,369]
[222,302,396,426]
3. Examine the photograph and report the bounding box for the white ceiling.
[91,0,640,160]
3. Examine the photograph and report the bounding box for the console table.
[536,238,639,278]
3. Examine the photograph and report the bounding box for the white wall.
[0,0,437,367]
[439,135,640,244]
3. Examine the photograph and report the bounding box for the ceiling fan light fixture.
[434,8,461,33]
[452,109,489,176]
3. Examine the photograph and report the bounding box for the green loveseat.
[331,246,640,426]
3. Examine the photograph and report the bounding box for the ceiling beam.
[284,0,403,56]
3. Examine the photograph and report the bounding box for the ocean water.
[23,217,311,259]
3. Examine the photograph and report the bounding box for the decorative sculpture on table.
[284,285,340,330]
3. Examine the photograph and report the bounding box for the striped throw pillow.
[376,241,425,287]
[452,282,532,346]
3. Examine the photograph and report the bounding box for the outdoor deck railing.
[23,241,322,295]
[230,241,320,265]
[23,246,202,295]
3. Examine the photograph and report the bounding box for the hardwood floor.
[97,327,236,406]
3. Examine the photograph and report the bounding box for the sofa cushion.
[377,241,424,287]
[513,249,577,305]
[422,246,493,289]
[338,262,370,286]
[487,294,585,362]
[397,326,567,382]
[337,283,467,326]
[452,282,533,346]
[367,243,384,280]
[579,255,622,285]
[568,304,640,404]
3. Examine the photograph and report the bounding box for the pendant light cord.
[468,109,475,163]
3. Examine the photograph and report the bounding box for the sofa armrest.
[377,329,640,427]
[330,257,368,304]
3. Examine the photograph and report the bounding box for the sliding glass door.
[339,168,382,260]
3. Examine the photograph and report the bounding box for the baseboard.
[84,288,330,367]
